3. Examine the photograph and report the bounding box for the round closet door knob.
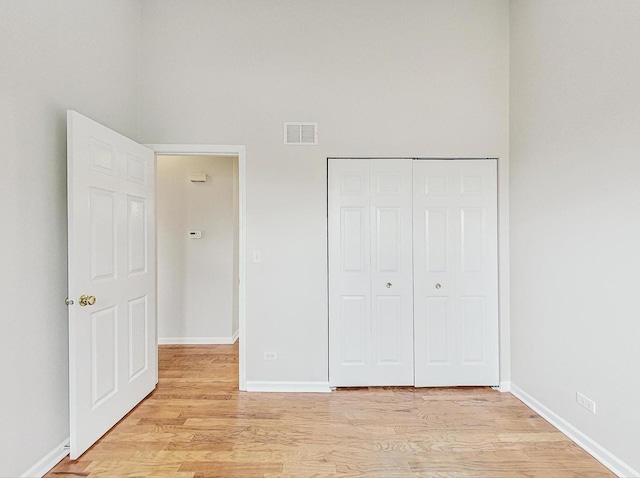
[79,294,97,306]
[435,283,441,289]
[386,283,392,288]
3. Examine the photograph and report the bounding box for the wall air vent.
[284,122,318,145]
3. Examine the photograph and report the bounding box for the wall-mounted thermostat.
[189,230,202,239]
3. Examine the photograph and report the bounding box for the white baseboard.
[231,329,239,343]
[246,381,331,393]
[510,383,639,478]
[21,438,69,478]
[499,380,511,392]
[158,336,237,345]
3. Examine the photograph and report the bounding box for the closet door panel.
[329,159,413,386]
[414,160,498,386]
[369,160,413,385]
[329,161,372,386]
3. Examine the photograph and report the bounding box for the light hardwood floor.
[47,344,613,477]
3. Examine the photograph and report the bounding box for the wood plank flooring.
[47,344,614,477]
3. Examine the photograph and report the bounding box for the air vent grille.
[284,122,318,145]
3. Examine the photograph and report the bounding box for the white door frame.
[146,143,247,391]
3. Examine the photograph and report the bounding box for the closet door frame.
[327,157,507,390]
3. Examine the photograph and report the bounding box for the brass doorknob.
[79,294,97,306]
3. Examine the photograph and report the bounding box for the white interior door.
[329,159,413,386]
[413,159,498,386]
[67,111,157,459]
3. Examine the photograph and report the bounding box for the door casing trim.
[146,143,247,391]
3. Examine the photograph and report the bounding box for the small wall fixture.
[284,122,318,145]
[189,173,207,182]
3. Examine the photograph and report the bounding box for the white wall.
[0,1,141,475]
[157,155,239,341]
[510,0,640,474]
[139,0,510,384]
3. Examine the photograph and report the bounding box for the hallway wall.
[157,155,239,342]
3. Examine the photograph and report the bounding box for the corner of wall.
[510,384,639,478]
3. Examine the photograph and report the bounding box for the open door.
[67,111,157,459]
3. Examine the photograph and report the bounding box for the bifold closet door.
[413,160,499,387]
[329,159,414,387]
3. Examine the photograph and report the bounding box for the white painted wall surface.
[0,1,140,475]
[510,1,640,473]
[157,155,238,341]
[138,0,510,384]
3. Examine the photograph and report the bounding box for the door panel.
[128,296,149,379]
[127,196,147,274]
[329,159,413,386]
[460,208,485,273]
[369,160,413,385]
[425,297,451,365]
[375,208,401,271]
[461,173,483,195]
[375,295,402,363]
[329,161,371,383]
[340,295,367,364]
[461,297,485,363]
[90,188,117,280]
[425,173,448,196]
[341,208,367,272]
[414,160,498,386]
[91,306,118,406]
[426,208,450,273]
[127,153,148,184]
[68,111,157,459]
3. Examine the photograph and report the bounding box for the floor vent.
[284,122,318,145]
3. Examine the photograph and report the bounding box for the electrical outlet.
[576,392,596,414]
[263,351,277,361]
